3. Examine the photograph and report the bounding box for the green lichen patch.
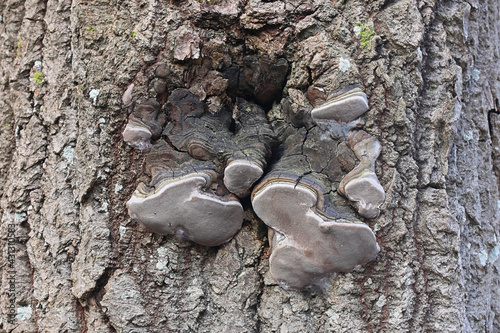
[355,21,375,49]
[16,37,22,58]
[32,71,44,86]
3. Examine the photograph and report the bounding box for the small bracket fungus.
[122,83,134,106]
[122,98,166,151]
[339,130,385,219]
[223,159,263,198]
[153,64,170,95]
[311,85,369,123]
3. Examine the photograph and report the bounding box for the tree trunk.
[1,0,499,332]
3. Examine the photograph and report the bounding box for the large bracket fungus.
[253,181,380,290]
[250,44,385,290]
[251,121,382,290]
[126,140,244,247]
[122,65,276,246]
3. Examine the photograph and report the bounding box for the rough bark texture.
[1,0,499,332]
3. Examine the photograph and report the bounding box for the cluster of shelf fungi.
[122,63,385,291]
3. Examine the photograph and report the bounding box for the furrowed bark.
[0,0,499,332]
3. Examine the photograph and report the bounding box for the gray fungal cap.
[122,83,134,106]
[311,85,369,123]
[252,180,379,290]
[339,131,385,219]
[342,174,385,219]
[223,159,264,198]
[127,173,243,247]
[122,118,153,151]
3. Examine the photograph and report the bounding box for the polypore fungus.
[122,67,172,151]
[123,71,276,246]
[122,98,166,151]
[126,140,243,247]
[249,80,384,289]
[308,83,385,218]
[252,179,379,290]
[338,130,385,219]
[225,98,275,197]
[311,85,369,123]
[153,64,170,95]
[164,89,275,198]
[251,122,380,289]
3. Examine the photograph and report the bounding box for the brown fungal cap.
[311,85,369,123]
[165,92,241,171]
[127,173,243,247]
[155,64,171,78]
[153,80,167,94]
[307,86,327,107]
[252,180,379,290]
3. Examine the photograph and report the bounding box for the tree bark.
[1,0,499,332]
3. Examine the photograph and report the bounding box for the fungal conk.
[121,43,384,290]
[123,67,276,246]
[126,141,244,246]
[311,85,369,123]
[122,98,166,152]
[253,181,379,290]
[251,80,384,290]
[338,130,385,219]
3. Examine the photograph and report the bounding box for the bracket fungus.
[253,181,379,290]
[251,124,380,289]
[122,97,166,152]
[153,64,170,95]
[338,130,385,219]
[311,85,369,123]
[126,141,243,247]
[164,89,275,198]
[120,33,384,289]
[251,82,384,290]
[123,67,275,246]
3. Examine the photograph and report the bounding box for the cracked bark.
[1,0,499,332]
